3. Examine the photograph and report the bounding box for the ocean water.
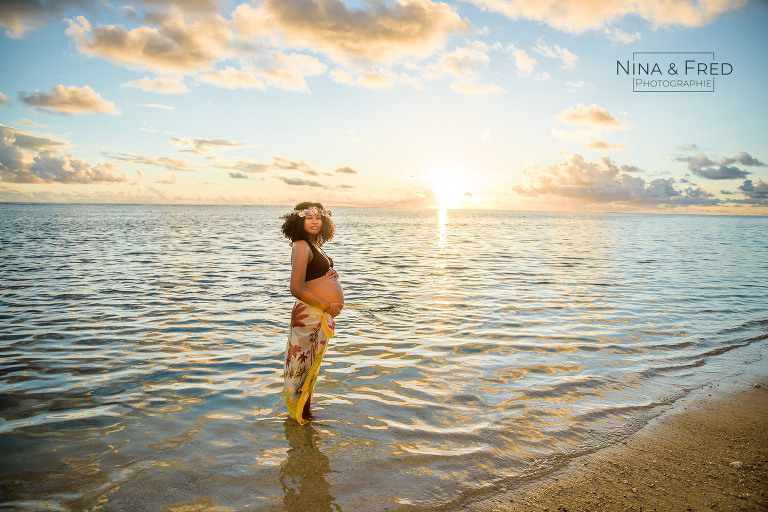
[0,203,766,511]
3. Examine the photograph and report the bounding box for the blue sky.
[1,0,766,213]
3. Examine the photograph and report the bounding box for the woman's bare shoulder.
[292,240,311,256]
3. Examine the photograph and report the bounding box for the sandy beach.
[441,375,768,512]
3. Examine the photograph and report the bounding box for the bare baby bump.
[305,275,344,306]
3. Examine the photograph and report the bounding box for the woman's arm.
[289,241,332,312]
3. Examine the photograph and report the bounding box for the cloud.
[1,141,127,184]
[155,173,177,184]
[141,0,220,14]
[124,76,189,94]
[107,152,201,171]
[330,41,501,94]
[232,0,470,65]
[178,152,269,174]
[533,40,578,70]
[507,44,536,75]
[199,66,266,90]
[0,185,176,204]
[674,151,765,180]
[604,27,642,44]
[139,103,174,110]
[21,1,470,94]
[65,11,232,74]
[442,41,493,78]
[1,124,68,152]
[171,137,250,155]
[19,84,119,115]
[0,91,7,105]
[19,119,45,127]
[450,81,504,96]
[0,124,106,184]
[514,154,720,207]
[676,153,716,169]
[1,126,36,179]
[278,177,325,187]
[254,52,327,91]
[556,103,629,129]
[330,68,399,89]
[0,0,102,38]
[737,180,768,205]
[463,0,747,33]
[271,155,317,175]
[269,156,359,185]
[620,164,643,173]
[106,145,326,181]
[692,165,750,180]
[585,140,627,151]
[233,161,269,174]
[719,151,766,167]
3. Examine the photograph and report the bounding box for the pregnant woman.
[280,202,344,424]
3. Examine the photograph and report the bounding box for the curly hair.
[280,201,335,245]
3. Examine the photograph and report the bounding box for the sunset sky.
[1,0,766,213]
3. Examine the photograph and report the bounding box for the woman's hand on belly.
[327,302,343,317]
[325,268,339,280]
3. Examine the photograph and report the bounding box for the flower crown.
[293,206,332,218]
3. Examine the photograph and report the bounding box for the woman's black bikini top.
[306,242,333,281]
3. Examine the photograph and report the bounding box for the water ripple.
[1,205,766,511]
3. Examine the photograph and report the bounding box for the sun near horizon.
[427,169,476,210]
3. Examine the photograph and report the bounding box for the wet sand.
[443,376,768,512]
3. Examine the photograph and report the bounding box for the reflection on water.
[281,420,340,512]
[437,207,448,249]
[0,204,766,511]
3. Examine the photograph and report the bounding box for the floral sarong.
[284,301,335,425]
